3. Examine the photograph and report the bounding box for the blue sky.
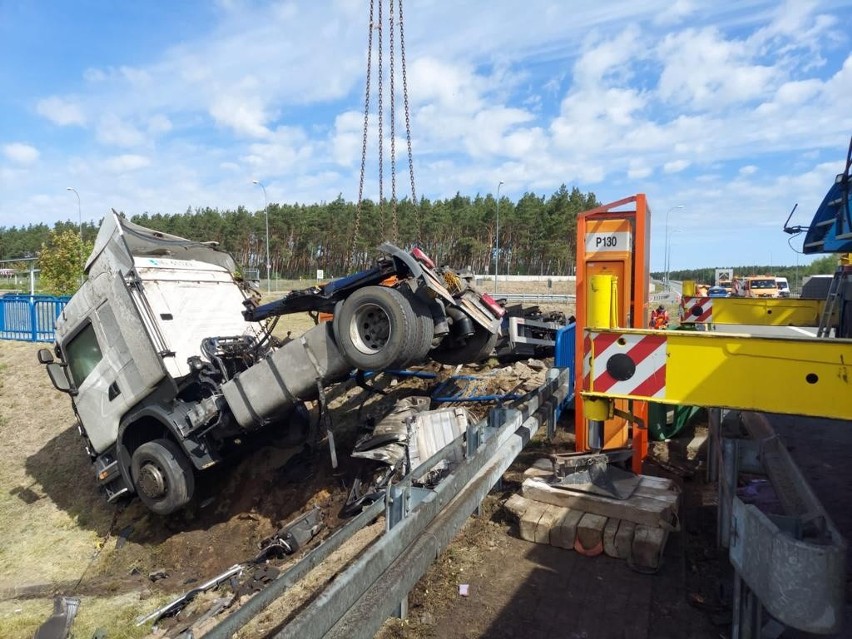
[2,0,852,272]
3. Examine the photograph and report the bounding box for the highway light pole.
[664,205,684,291]
[252,180,271,295]
[66,187,83,271]
[495,180,503,294]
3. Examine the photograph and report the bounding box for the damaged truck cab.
[38,212,320,514]
[40,212,503,515]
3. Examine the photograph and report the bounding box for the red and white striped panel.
[680,296,713,323]
[586,331,667,398]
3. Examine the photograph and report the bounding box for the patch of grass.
[0,592,169,639]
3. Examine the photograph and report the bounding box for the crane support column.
[575,194,651,471]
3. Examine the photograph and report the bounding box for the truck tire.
[131,439,195,515]
[430,324,497,365]
[334,286,417,371]
[399,290,435,366]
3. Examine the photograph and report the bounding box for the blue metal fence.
[0,295,69,342]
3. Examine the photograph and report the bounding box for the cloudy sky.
[2,0,851,271]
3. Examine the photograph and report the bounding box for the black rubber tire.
[398,290,435,366]
[430,324,498,365]
[131,439,195,515]
[334,286,417,371]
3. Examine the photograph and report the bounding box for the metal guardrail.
[710,409,846,637]
[498,293,574,303]
[205,368,571,639]
[0,295,68,342]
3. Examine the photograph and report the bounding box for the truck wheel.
[430,324,497,365]
[131,439,195,515]
[399,290,435,366]
[334,286,416,370]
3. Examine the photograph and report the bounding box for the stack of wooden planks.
[503,462,680,570]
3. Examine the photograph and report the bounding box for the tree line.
[661,255,839,292]
[1,185,596,279]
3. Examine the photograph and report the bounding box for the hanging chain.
[398,0,419,244]
[354,0,417,256]
[377,0,384,239]
[388,0,399,243]
[352,0,375,267]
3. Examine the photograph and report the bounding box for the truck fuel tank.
[222,322,351,430]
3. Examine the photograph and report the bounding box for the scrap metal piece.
[135,564,243,627]
[34,596,80,639]
[254,507,323,562]
[547,452,640,500]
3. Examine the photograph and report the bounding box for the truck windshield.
[66,323,103,387]
[751,280,776,289]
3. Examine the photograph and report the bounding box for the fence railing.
[0,295,69,342]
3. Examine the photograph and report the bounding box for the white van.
[775,277,791,297]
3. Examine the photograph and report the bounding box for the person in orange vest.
[650,304,669,329]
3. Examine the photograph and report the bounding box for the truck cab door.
[63,272,169,455]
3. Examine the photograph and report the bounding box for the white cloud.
[102,154,150,172]
[209,95,271,138]
[628,160,653,179]
[96,114,146,147]
[36,96,86,126]
[3,143,39,165]
[663,159,691,173]
[657,27,778,108]
[147,114,173,135]
[739,165,758,176]
[653,0,696,26]
[239,125,313,174]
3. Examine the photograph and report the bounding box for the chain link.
[398,0,419,245]
[388,0,398,244]
[352,0,375,268]
[354,0,416,258]
[377,0,384,240]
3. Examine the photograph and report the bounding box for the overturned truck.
[39,213,503,514]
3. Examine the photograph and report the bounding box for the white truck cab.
[39,213,347,514]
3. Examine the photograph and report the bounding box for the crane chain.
[377,0,384,240]
[388,0,399,244]
[352,0,376,268]
[398,0,419,245]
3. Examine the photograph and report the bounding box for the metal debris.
[33,596,80,639]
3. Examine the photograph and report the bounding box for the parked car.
[707,286,729,298]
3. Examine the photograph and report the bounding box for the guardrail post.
[386,484,409,619]
[718,437,738,549]
[706,408,720,483]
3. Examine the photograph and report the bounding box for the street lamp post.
[66,187,83,270]
[664,205,684,290]
[495,180,504,294]
[252,180,271,295]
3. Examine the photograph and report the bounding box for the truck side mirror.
[45,362,74,394]
[37,348,54,364]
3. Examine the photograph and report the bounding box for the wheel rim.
[350,303,391,355]
[137,462,167,499]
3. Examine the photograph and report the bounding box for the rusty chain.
[377,0,384,240]
[352,0,375,268]
[398,0,418,244]
[388,0,398,244]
